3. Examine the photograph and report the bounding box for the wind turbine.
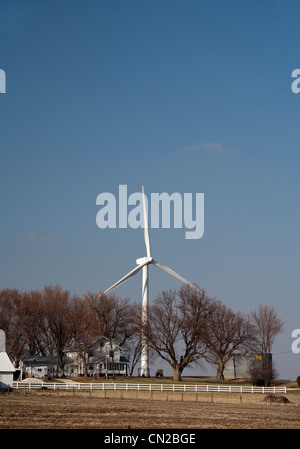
[104,186,196,376]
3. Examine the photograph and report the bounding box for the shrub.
[296,376,300,387]
[248,362,275,387]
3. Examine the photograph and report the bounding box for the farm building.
[224,356,250,378]
[20,355,65,379]
[65,336,130,377]
[20,336,130,379]
[0,329,15,389]
[224,353,272,378]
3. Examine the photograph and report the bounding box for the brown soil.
[0,390,299,429]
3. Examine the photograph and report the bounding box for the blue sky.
[0,0,299,379]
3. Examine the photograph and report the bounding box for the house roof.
[21,356,72,366]
[0,352,15,372]
[120,355,130,364]
[67,336,122,352]
[22,356,57,364]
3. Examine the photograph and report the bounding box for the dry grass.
[0,389,299,429]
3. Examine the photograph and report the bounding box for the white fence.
[12,381,287,394]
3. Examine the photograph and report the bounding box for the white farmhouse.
[65,336,130,377]
[20,336,130,379]
[0,329,15,390]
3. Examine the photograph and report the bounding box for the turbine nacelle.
[136,256,152,266]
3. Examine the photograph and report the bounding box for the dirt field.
[0,390,299,429]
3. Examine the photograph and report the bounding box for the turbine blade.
[142,185,151,258]
[104,261,146,294]
[152,259,198,289]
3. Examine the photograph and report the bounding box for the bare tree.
[124,332,157,376]
[84,292,137,375]
[126,334,143,376]
[84,292,135,347]
[249,305,283,385]
[68,295,99,376]
[0,288,24,365]
[142,285,213,381]
[203,301,255,380]
[41,285,73,376]
[18,289,46,357]
[251,305,283,364]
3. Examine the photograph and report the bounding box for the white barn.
[0,330,15,390]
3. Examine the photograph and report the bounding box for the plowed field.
[0,390,299,429]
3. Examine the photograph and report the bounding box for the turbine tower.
[104,186,195,376]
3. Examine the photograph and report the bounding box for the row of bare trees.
[142,286,283,381]
[0,286,138,377]
[0,285,283,382]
